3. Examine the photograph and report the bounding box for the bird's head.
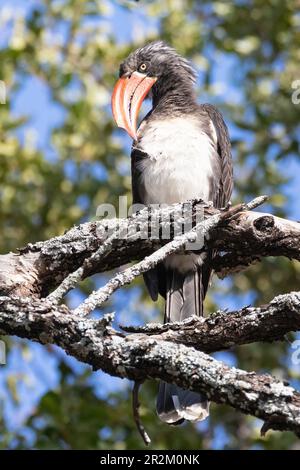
[111,41,196,139]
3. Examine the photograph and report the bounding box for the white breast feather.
[137,117,215,205]
[136,117,217,273]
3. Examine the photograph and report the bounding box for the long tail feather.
[156,382,209,425]
[156,267,210,425]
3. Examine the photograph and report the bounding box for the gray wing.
[197,104,233,295]
[131,147,164,301]
[131,147,147,207]
[200,103,233,208]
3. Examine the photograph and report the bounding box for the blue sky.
[1,0,300,449]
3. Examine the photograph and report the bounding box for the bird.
[111,41,233,425]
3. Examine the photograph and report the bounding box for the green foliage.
[1,0,300,450]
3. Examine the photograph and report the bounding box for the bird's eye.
[139,63,147,72]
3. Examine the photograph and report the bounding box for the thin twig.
[245,195,268,211]
[46,203,167,304]
[46,265,84,304]
[73,210,220,315]
[219,195,268,218]
[132,381,151,446]
[46,231,121,304]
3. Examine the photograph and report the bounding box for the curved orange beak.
[111,71,157,140]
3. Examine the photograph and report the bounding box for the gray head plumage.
[120,41,197,84]
[119,41,198,111]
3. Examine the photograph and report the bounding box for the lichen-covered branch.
[0,294,300,436]
[74,197,232,316]
[211,210,300,277]
[121,291,300,352]
[3,195,300,299]
[1,196,300,438]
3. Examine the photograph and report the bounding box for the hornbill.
[112,41,233,425]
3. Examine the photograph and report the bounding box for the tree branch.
[0,294,300,436]
[132,381,151,446]
[1,196,300,439]
[121,291,300,351]
[4,195,300,299]
[73,196,234,316]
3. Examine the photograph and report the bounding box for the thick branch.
[73,198,232,315]
[0,294,299,436]
[2,196,299,298]
[211,211,300,277]
[121,291,300,352]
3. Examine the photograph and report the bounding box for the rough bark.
[122,291,300,352]
[1,197,299,297]
[0,294,300,436]
[1,196,300,438]
[211,211,300,277]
